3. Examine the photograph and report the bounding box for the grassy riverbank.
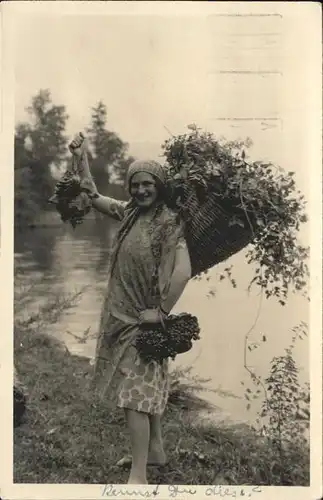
[13,289,309,486]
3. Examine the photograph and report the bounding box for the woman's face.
[130,172,159,208]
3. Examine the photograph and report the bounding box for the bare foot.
[148,444,167,465]
[116,456,132,467]
[117,451,167,468]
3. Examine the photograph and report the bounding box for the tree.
[86,101,134,193]
[14,89,69,228]
[114,154,136,186]
[14,124,38,228]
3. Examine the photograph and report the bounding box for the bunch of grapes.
[49,171,92,228]
[54,171,82,199]
[135,313,200,363]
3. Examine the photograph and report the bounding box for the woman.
[69,134,192,485]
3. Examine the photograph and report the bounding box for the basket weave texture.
[178,186,255,277]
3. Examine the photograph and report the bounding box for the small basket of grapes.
[135,313,200,363]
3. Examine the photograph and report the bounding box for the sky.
[13,7,314,202]
[10,3,321,384]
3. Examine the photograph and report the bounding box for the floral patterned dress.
[92,199,189,415]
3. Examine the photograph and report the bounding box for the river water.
[14,211,309,425]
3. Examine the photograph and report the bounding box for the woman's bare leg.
[124,408,149,484]
[148,414,166,464]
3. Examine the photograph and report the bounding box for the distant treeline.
[14,90,134,231]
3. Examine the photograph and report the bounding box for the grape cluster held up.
[49,170,93,228]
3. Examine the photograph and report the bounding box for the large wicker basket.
[178,186,256,277]
[59,136,257,277]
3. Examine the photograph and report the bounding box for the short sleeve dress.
[93,200,188,416]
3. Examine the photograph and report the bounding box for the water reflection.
[15,224,59,272]
[14,213,309,424]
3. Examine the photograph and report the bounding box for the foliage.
[13,290,310,486]
[14,323,310,485]
[86,101,135,192]
[259,324,309,484]
[14,94,135,231]
[161,125,309,303]
[14,124,40,228]
[14,90,69,229]
[242,322,309,485]
[14,286,87,337]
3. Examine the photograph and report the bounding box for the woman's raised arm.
[91,195,127,221]
[69,133,127,221]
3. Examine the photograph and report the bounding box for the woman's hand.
[138,309,164,325]
[69,132,88,157]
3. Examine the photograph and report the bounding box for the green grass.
[13,287,309,486]
[14,323,310,486]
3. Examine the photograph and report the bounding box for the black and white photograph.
[1,1,322,499]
